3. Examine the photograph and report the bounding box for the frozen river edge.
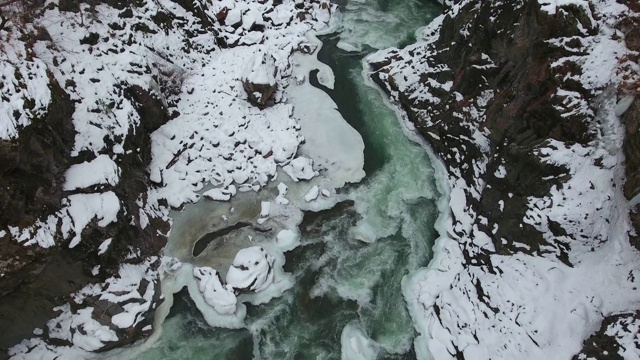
[102,29,369,359]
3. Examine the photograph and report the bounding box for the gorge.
[1,0,639,359]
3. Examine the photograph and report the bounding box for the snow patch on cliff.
[10,257,160,358]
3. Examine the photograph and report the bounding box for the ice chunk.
[193,267,237,315]
[226,246,275,293]
[304,185,319,202]
[277,182,289,196]
[260,201,271,217]
[283,157,316,181]
[276,229,300,250]
[340,322,379,360]
[276,182,290,204]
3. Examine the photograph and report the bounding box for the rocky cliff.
[0,0,333,357]
[369,0,640,359]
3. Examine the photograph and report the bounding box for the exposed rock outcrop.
[242,51,278,108]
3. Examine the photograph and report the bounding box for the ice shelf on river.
[144,30,366,344]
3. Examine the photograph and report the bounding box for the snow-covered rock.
[283,156,317,181]
[226,246,275,293]
[369,0,640,359]
[2,0,339,355]
[193,267,237,315]
[9,257,161,357]
[276,182,290,205]
[242,51,278,108]
[304,185,319,202]
[63,155,120,191]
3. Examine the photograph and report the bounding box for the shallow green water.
[137,1,441,359]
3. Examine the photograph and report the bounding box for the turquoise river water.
[136,0,441,358]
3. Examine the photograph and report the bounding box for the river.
[135,0,441,358]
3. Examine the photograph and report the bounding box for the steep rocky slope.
[0,0,334,357]
[369,0,640,359]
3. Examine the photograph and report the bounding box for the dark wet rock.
[192,222,252,257]
[215,6,229,24]
[80,32,99,46]
[172,0,217,29]
[572,311,640,360]
[242,52,278,109]
[243,81,277,109]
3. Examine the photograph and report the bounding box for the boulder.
[226,246,274,293]
[193,267,237,315]
[242,52,278,109]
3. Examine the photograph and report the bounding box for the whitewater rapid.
[103,1,443,359]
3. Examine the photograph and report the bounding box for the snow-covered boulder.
[226,246,275,293]
[193,267,237,315]
[242,51,278,108]
[275,182,289,205]
[283,156,317,181]
[203,185,237,202]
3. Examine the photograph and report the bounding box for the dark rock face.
[0,25,170,358]
[619,8,640,252]
[0,81,170,354]
[0,77,78,353]
[243,81,278,109]
[572,311,640,360]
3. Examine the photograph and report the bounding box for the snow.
[0,26,51,140]
[276,229,300,249]
[64,155,120,191]
[203,186,237,202]
[193,267,238,315]
[276,182,290,204]
[243,51,277,86]
[61,192,120,248]
[8,214,58,248]
[304,185,319,202]
[10,257,160,357]
[367,0,640,359]
[282,156,317,181]
[226,246,275,293]
[260,201,271,217]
